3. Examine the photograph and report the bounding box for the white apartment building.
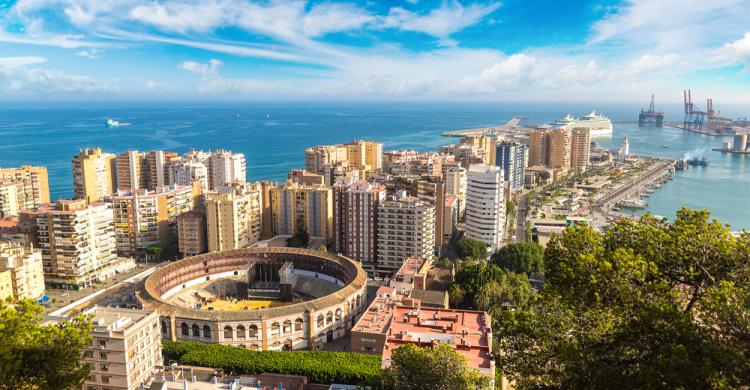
[376,196,435,270]
[445,166,467,219]
[465,164,504,252]
[168,159,209,191]
[0,181,19,219]
[209,150,247,190]
[0,241,45,300]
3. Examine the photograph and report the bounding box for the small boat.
[105,117,130,127]
[685,157,709,167]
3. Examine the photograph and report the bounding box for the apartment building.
[0,181,20,219]
[116,150,147,191]
[76,307,162,390]
[495,141,528,192]
[376,196,435,270]
[177,210,206,258]
[416,176,445,247]
[333,181,386,263]
[270,182,333,240]
[72,148,117,203]
[145,150,179,189]
[444,167,467,219]
[0,241,45,300]
[0,165,51,211]
[205,181,262,252]
[20,199,118,288]
[465,164,504,252]
[570,128,592,170]
[304,140,382,178]
[168,159,209,191]
[104,184,199,257]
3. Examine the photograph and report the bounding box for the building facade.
[445,166,467,219]
[206,182,262,252]
[376,196,435,270]
[116,150,147,191]
[270,183,333,240]
[570,128,592,170]
[465,164,504,252]
[20,199,118,288]
[0,181,19,219]
[168,159,209,191]
[72,148,117,203]
[495,141,528,192]
[333,182,385,263]
[0,241,45,300]
[208,150,247,190]
[177,210,207,258]
[0,166,51,211]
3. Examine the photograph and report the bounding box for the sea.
[1,101,748,230]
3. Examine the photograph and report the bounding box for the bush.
[456,237,487,260]
[162,341,381,386]
[491,242,544,276]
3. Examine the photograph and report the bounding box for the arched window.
[161,320,168,335]
[192,324,200,337]
[181,323,189,336]
[317,314,324,328]
[335,308,342,321]
[283,320,292,334]
[294,318,304,332]
[271,322,280,337]
[356,295,361,307]
[236,325,246,339]
[325,311,333,325]
[224,325,233,339]
[203,325,211,339]
[249,324,258,338]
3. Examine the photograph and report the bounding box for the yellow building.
[206,182,262,252]
[0,165,50,211]
[570,128,592,170]
[270,182,333,240]
[72,148,116,203]
[346,140,383,171]
[0,270,12,301]
[0,241,45,300]
[0,181,20,219]
[460,135,498,165]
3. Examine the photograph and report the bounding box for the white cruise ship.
[553,111,613,137]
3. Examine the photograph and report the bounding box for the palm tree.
[449,285,466,309]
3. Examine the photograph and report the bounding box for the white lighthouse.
[620,136,630,159]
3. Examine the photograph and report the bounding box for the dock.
[442,117,523,137]
[594,160,675,211]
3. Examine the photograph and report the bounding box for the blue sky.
[1,0,750,102]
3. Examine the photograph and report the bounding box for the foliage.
[491,242,544,276]
[145,245,162,261]
[286,216,310,248]
[162,341,381,386]
[496,209,750,389]
[456,237,487,260]
[453,261,536,315]
[381,343,489,390]
[318,244,327,253]
[0,299,93,390]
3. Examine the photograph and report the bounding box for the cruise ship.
[553,111,613,137]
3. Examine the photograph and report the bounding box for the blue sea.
[1,101,748,229]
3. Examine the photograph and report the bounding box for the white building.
[169,159,209,191]
[445,167,467,219]
[0,241,45,300]
[209,150,247,190]
[465,164,504,252]
[0,181,19,219]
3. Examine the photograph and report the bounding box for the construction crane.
[683,90,706,131]
[638,94,664,127]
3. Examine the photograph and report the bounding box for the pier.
[442,117,523,137]
[594,160,675,211]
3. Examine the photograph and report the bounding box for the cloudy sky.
[1,0,750,102]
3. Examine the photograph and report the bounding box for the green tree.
[0,299,93,390]
[456,237,487,260]
[145,245,162,262]
[382,343,489,390]
[286,217,310,248]
[496,209,750,389]
[491,242,544,276]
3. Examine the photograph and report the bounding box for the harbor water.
[1,101,748,229]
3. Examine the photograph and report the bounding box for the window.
[294,318,304,332]
[317,314,324,328]
[100,363,109,372]
[84,350,94,358]
[203,325,211,339]
[248,325,258,337]
[181,323,189,336]
[99,352,107,360]
[192,324,200,337]
[236,325,245,339]
[101,376,110,384]
[98,340,107,347]
[271,322,280,337]
[283,320,292,334]
[224,326,233,339]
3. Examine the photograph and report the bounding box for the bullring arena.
[137,247,367,351]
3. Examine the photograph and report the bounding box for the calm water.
[0,101,748,229]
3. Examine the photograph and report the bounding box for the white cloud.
[130,1,232,33]
[382,1,501,42]
[76,48,102,59]
[620,54,679,77]
[0,58,102,93]
[711,32,750,67]
[0,56,48,68]
[454,54,538,93]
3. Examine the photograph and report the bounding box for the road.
[514,194,528,242]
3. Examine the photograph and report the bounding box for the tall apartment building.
[0,181,20,219]
[145,150,179,189]
[304,145,349,175]
[495,141,528,192]
[0,270,12,301]
[528,129,547,166]
[333,182,386,263]
[417,176,445,247]
[116,150,147,191]
[205,182,262,252]
[72,148,117,203]
[443,194,459,243]
[0,241,45,300]
[445,167,467,219]
[208,150,247,190]
[376,196,435,270]
[570,128,592,170]
[177,210,206,257]
[104,184,198,257]
[304,141,382,177]
[547,128,571,169]
[259,181,275,240]
[270,183,333,240]
[76,307,161,390]
[460,135,497,165]
[168,159,209,191]
[0,165,51,210]
[465,164,504,252]
[346,140,383,171]
[20,199,117,288]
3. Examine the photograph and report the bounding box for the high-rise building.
[72,306,162,390]
[259,181,275,240]
[288,169,325,186]
[304,145,349,175]
[168,159,209,191]
[460,135,497,165]
[0,181,19,219]
[570,128,591,170]
[465,164,504,252]
[333,182,386,263]
[417,176,445,247]
[445,167,467,219]
[208,150,246,190]
[0,166,50,211]
[495,141,528,192]
[270,183,333,240]
[528,129,547,167]
[72,148,117,203]
[104,184,199,257]
[145,150,179,189]
[443,194,459,243]
[177,210,206,258]
[0,270,12,301]
[346,140,383,171]
[116,150,147,191]
[0,241,45,300]
[304,141,382,179]
[376,196,435,270]
[547,128,571,169]
[20,199,117,288]
[206,182,262,252]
